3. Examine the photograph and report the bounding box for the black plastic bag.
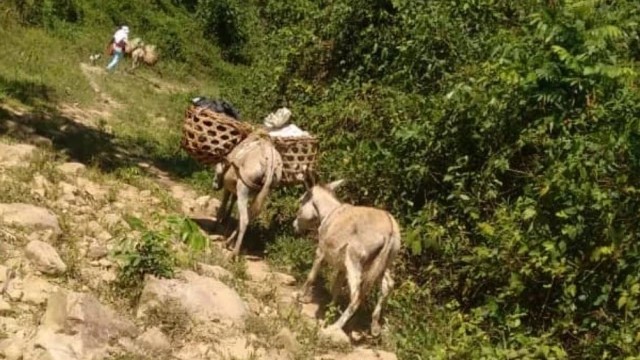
[191,97,241,120]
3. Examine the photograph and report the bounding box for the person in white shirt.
[106,25,130,72]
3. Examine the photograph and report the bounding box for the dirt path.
[50,63,396,359]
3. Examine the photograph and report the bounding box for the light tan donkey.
[293,169,401,338]
[213,133,283,257]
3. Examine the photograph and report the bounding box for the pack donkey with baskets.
[181,100,318,257]
[212,133,283,257]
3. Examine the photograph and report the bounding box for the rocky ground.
[0,109,396,359]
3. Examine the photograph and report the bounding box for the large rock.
[22,275,57,305]
[0,143,36,167]
[246,260,296,286]
[137,271,248,324]
[25,240,67,275]
[24,290,138,360]
[25,330,82,360]
[0,203,60,233]
[197,263,232,280]
[180,195,221,219]
[43,290,137,341]
[0,330,28,360]
[194,195,220,215]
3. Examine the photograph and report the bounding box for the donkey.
[213,134,283,257]
[293,170,402,337]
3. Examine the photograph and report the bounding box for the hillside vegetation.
[3,0,640,359]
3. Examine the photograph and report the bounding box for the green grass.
[0,23,94,107]
[265,234,315,282]
[0,14,225,190]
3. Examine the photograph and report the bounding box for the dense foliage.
[6,0,640,358]
[240,1,640,358]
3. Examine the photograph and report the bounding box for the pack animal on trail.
[126,38,158,69]
[293,168,401,337]
[213,133,283,258]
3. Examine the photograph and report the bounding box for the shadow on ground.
[0,76,206,183]
[0,104,136,169]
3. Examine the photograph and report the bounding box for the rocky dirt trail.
[0,63,396,360]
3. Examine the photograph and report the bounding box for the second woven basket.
[181,105,254,166]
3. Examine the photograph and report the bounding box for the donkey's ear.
[327,179,345,192]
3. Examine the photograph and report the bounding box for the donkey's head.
[293,167,345,234]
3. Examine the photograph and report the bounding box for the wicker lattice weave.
[272,135,319,184]
[181,105,254,166]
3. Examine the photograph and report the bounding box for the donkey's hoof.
[370,322,382,338]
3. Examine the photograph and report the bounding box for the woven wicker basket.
[181,105,254,166]
[272,135,319,184]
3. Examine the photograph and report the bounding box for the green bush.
[244,0,640,358]
[196,0,252,63]
[115,216,176,294]
[11,0,83,27]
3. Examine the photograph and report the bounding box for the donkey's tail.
[362,215,401,295]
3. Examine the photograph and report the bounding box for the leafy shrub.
[11,0,83,27]
[196,0,251,63]
[115,216,176,293]
[245,0,640,358]
[167,215,209,252]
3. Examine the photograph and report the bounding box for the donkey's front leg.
[296,247,324,304]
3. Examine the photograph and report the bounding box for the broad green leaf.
[522,208,537,220]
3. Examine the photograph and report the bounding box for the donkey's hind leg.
[325,248,364,332]
[231,182,252,258]
[370,269,394,337]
